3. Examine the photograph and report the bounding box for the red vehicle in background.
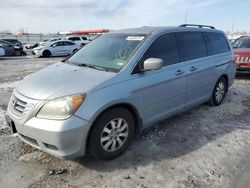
[233,36,250,73]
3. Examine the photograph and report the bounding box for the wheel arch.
[85,102,142,150]
[43,49,51,56]
[220,74,229,92]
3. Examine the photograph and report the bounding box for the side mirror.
[143,58,163,71]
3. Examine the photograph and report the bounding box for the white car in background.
[64,36,89,46]
[39,38,61,46]
[32,40,80,57]
[0,47,5,56]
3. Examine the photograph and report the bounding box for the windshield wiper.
[77,63,114,72]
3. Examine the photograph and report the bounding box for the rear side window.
[206,32,230,55]
[142,33,180,66]
[177,32,207,61]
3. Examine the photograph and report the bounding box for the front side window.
[141,33,180,67]
[177,32,207,61]
[68,34,145,72]
[63,41,74,46]
[51,41,63,47]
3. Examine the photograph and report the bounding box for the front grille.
[11,96,27,114]
[9,91,36,117]
[236,56,250,63]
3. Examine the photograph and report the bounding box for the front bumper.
[6,102,91,160]
[236,64,250,73]
[32,49,42,57]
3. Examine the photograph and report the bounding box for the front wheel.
[89,107,135,160]
[42,50,51,57]
[209,77,227,106]
[15,50,21,56]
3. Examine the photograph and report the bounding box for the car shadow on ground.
[74,82,250,172]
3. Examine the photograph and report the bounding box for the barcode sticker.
[126,36,145,41]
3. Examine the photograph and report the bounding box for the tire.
[42,50,51,57]
[89,107,135,160]
[22,51,27,56]
[209,77,227,106]
[15,50,21,56]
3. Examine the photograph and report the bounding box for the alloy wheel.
[215,81,225,103]
[100,118,129,152]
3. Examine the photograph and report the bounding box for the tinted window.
[63,41,74,46]
[58,42,64,46]
[51,42,63,47]
[177,32,207,61]
[69,37,80,41]
[142,33,180,66]
[206,32,230,55]
[0,41,12,47]
[81,37,87,40]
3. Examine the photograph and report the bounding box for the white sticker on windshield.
[126,36,145,41]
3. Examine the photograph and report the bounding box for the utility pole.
[231,19,235,40]
[185,12,188,24]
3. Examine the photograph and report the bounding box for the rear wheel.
[42,50,51,57]
[89,107,135,160]
[209,77,227,106]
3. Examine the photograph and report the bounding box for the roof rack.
[179,24,215,29]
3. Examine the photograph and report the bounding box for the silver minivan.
[6,24,236,160]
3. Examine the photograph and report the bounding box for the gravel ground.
[0,57,250,188]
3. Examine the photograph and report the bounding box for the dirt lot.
[0,56,250,188]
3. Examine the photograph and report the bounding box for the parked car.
[232,36,250,73]
[0,40,23,56]
[32,40,80,57]
[64,36,89,46]
[0,46,5,56]
[39,38,61,46]
[6,24,235,160]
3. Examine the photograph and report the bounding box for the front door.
[134,33,187,126]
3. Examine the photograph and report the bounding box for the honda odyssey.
[6,24,236,160]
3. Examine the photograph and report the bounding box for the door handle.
[175,69,185,75]
[190,66,197,72]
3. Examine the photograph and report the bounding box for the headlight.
[36,94,86,120]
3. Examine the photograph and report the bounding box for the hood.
[234,48,250,55]
[16,62,116,100]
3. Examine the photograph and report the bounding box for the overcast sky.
[0,0,249,33]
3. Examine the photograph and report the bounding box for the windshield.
[67,33,145,72]
[232,38,250,48]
